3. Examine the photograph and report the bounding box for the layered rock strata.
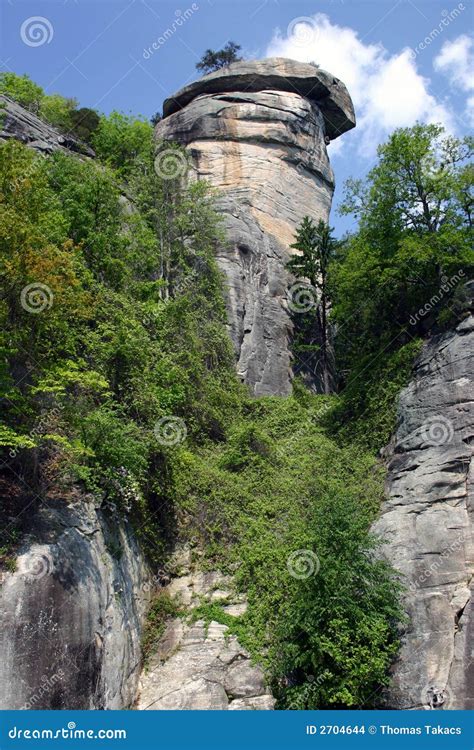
[156,58,355,395]
[137,568,274,710]
[374,305,474,709]
[0,95,95,157]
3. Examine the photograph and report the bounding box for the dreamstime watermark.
[21,670,65,710]
[287,16,320,49]
[408,4,465,58]
[20,16,54,47]
[287,282,319,313]
[287,549,320,579]
[20,283,54,313]
[143,5,199,59]
[8,723,126,740]
[142,563,173,593]
[420,414,454,447]
[409,270,465,326]
[154,148,189,180]
[409,532,467,591]
[397,414,455,450]
[154,415,187,446]
[18,547,54,581]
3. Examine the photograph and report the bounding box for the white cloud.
[434,34,473,89]
[265,14,455,157]
[434,35,474,124]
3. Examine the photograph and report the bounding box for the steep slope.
[0,94,94,157]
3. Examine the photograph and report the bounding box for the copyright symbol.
[368,726,377,734]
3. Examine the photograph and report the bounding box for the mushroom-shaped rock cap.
[162,57,356,141]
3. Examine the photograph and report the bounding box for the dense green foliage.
[5,92,468,710]
[171,393,402,707]
[91,112,154,176]
[0,136,241,567]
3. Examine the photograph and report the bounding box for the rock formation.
[156,59,355,395]
[0,95,95,157]
[0,495,151,709]
[137,568,274,710]
[374,296,474,709]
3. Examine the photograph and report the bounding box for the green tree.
[39,93,78,132]
[196,42,242,74]
[91,112,154,177]
[333,125,473,357]
[0,72,43,113]
[288,217,336,394]
[327,123,473,446]
[273,489,403,709]
[69,107,100,143]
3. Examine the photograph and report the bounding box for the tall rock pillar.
[156,58,355,395]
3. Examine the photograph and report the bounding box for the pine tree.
[196,42,242,74]
[288,217,336,393]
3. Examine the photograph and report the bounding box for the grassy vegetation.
[1,83,470,708]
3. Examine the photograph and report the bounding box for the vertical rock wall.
[0,495,152,709]
[156,59,355,395]
[374,307,474,709]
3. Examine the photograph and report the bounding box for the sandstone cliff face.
[156,59,355,395]
[374,305,474,709]
[0,496,151,709]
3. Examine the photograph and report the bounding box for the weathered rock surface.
[0,95,95,157]
[156,58,355,395]
[374,307,474,709]
[0,495,152,709]
[162,58,355,141]
[137,570,274,710]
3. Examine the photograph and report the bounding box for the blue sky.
[1,0,473,235]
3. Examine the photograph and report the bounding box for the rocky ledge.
[137,570,274,710]
[0,95,95,157]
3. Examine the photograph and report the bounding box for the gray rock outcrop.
[137,570,274,710]
[374,309,474,709]
[0,495,152,709]
[156,58,355,395]
[0,95,94,157]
